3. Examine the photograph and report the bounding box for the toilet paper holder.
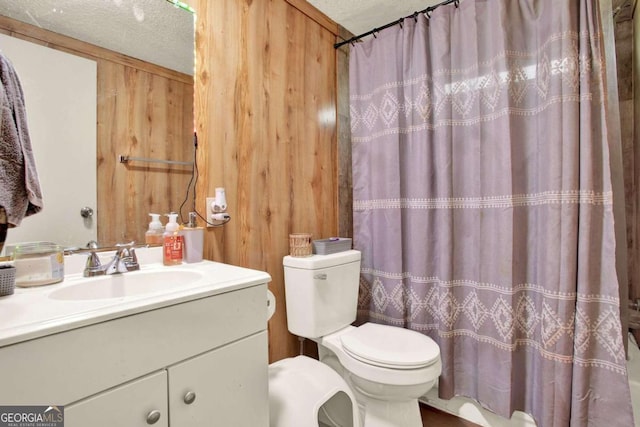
[267,289,276,320]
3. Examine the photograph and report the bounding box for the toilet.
[267,291,361,427]
[282,250,442,427]
[269,355,361,427]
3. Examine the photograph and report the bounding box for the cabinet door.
[65,371,168,427]
[169,331,268,427]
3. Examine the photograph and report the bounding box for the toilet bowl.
[269,355,361,427]
[317,323,441,427]
[282,250,442,427]
[267,289,361,427]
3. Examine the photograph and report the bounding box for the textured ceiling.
[308,0,636,35]
[0,0,194,75]
[2,1,630,75]
[306,0,444,36]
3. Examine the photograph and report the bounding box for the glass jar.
[12,242,64,287]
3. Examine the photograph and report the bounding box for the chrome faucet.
[84,242,140,277]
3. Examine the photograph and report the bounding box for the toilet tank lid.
[283,250,361,269]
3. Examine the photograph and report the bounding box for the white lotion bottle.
[183,212,204,263]
[145,213,164,245]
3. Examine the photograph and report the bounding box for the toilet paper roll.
[267,289,276,320]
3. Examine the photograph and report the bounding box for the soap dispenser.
[145,213,164,245]
[182,212,204,263]
[163,213,183,266]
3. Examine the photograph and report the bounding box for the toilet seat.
[319,324,442,387]
[340,323,439,369]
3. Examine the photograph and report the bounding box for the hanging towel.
[0,207,6,254]
[0,51,43,227]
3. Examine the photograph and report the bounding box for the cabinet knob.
[183,391,196,404]
[146,410,161,425]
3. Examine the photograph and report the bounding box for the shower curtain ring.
[373,29,378,38]
[425,9,432,19]
[454,0,460,7]
[413,11,419,22]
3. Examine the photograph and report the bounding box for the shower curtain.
[349,0,633,425]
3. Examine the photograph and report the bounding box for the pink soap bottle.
[163,213,183,266]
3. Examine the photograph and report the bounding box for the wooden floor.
[420,402,482,427]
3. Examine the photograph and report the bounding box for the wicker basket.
[0,265,16,297]
[289,233,312,257]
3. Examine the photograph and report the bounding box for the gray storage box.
[312,238,352,255]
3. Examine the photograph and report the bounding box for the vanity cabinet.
[168,332,267,426]
[65,332,267,427]
[65,371,169,427]
[0,283,269,427]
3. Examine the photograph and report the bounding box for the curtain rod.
[334,0,460,49]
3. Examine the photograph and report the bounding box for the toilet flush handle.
[314,273,327,280]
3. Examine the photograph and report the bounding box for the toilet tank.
[283,250,361,338]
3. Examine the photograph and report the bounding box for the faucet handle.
[125,247,140,271]
[114,241,134,259]
[85,251,101,269]
[129,247,138,263]
[116,241,140,271]
[83,251,104,277]
[115,241,136,251]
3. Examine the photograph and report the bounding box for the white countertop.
[0,248,271,347]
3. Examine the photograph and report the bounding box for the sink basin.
[49,270,204,301]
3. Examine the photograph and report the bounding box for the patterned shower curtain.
[349,0,633,425]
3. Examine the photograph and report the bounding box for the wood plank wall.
[193,0,341,362]
[0,15,194,247]
[634,0,640,310]
[337,25,354,239]
[97,61,194,245]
